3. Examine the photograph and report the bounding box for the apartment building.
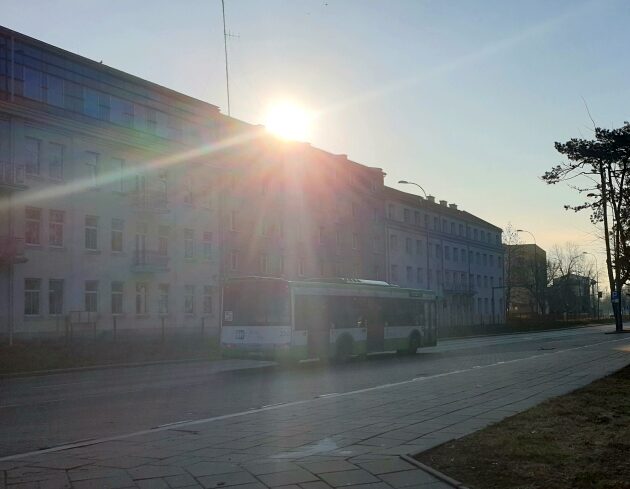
[0,25,506,338]
[216,138,386,282]
[385,187,505,326]
[0,26,223,336]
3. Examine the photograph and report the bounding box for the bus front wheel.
[334,335,354,362]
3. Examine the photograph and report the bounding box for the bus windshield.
[223,281,291,326]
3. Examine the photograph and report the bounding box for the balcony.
[443,283,476,295]
[132,250,169,273]
[0,163,27,191]
[0,237,27,265]
[130,190,169,214]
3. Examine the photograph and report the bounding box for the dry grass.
[415,365,630,489]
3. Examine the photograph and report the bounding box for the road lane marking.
[2,333,629,462]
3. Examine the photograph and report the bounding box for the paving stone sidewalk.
[2,337,629,489]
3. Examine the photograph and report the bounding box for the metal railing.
[132,250,169,272]
[130,190,169,212]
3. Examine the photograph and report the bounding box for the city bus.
[220,276,438,361]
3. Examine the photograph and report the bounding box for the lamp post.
[398,180,431,290]
[516,229,540,315]
[583,251,600,319]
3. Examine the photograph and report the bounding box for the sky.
[3,0,629,275]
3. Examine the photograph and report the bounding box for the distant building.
[505,244,547,316]
[548,273,594,316]
[384,187,505,327]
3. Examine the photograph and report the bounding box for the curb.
[0,356,214,379]
[400,454,471,489]
[441,322,611,341]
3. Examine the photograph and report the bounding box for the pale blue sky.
[3,0,629,264]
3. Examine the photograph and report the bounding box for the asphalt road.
[0,324,619,458]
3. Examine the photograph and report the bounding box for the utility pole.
[221,0,231,116]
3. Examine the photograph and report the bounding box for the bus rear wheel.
[407,333,421,355]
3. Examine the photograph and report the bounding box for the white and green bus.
[220,276,438,361]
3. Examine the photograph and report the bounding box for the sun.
[264,101,312,141]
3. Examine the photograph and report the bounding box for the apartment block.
[0,26,222,336]
[385,187,505,327]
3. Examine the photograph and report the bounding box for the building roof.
[384,186,502,232]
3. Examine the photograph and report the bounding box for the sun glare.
[264,101,312,141]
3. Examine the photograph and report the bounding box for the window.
[111,97,134,127]
[23,68,43,101]
[48,142,64,179]
[158,284,169,314]
[203,232,212,260]
[85,216,98,250]
[477,275,482,287]
[390,264,398,282]
[184,285,195,314]
[417,267,423,285]
[184,229,194,258]
[484,276,488,288]
[474,229,479,240]
[230,210,237,231]
[85,151,99,188]
[230,250,238,271]
[390,234,398,251]
[85,281,98,313]
[25,137,41,175]
[405,237,412,254]
[158,226,169,256]
[459,224,464,236]
[146,107,157,133]
[388,204,395,219]
[298,259,306,277]
[135,283,147,315]
[260,254,269,274]
[476,252,481,265]
[183,177,193,205]
[24,279,41,315]
[483,254,488,266]
[112,158,125,193]
[111,219,123,252]
[442,219,447,232]
[25,207,42,245]
[433,217,439,230]
[403,208,410,223]
[49,279,63,315]
[489,254,495,267]
[445,246,450,260]
[461,249,466,262]
[62,79,82,111]
[111,282,123,315]
[352,233,359,250]
[416,239,422,254]
[414,211,420,225]
[453,247,458,262]
[203,286,213,314]
[436,244,441,257]
[373,208,379,222]
[451,222,455,234]
[46,75,67,105]
[406,266,412,282]
[49,210,64,247]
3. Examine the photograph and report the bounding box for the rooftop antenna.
[221,0,231,116]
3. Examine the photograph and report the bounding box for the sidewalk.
[2,335,630,488]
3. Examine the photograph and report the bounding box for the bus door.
[366,297,384,352]
[297,295,329,358]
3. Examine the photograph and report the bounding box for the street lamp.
[583,251,600,319]
[516,229,540,315]
[398,180,431,290]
